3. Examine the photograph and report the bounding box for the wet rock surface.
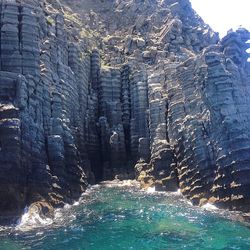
[0,0,249,223]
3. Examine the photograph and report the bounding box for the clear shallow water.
[0,182,250,250]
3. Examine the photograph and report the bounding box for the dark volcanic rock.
[0,0,250,223]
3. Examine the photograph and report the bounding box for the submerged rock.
[0,0,249,223]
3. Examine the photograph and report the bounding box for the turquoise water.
[0,182,250,250]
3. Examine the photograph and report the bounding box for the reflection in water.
[0,180,250,250]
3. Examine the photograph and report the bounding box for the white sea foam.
[169,189,182,196]
[146,186,156,193]
[73,201,80,206]
[64,204,72,210]
[90,184,101,189]
[202,203,218,211]
[101,179,139,188]
[16,206,53,231]
[54,209,63,219]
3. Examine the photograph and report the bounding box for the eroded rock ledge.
[0,0,249,223]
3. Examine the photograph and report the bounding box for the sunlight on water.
[0,182,250,250]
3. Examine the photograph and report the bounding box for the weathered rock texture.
[0,0,250,223]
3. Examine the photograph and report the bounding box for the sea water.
[0,182,250,250]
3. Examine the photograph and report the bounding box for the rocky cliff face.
[0,0,249,223]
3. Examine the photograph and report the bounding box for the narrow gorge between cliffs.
[0,0,250,247]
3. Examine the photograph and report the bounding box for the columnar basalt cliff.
[0,0,250,223]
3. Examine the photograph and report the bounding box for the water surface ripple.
[0,182,250,250]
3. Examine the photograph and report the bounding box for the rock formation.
[0,0,249,223]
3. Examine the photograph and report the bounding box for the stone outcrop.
[0,0,250,223]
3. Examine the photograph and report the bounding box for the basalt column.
[98,67,128,179]
[130,68,150,162]
[0,0,93,222]
[86,50,102,180]
[0,0,49,222]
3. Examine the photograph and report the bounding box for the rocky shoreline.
[0,0,249,224]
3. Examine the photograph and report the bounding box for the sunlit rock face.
[166,30,250,211]
[0,0,249,223]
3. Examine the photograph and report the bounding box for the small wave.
[16,206,53,231]
[15,194,88,232]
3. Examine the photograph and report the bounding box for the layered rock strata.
[0,0,250,223]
